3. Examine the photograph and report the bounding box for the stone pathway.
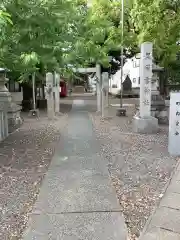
[23,100,127,240]
[140,161,180,240]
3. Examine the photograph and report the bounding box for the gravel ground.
[0,112,68,240]
[90,106,178,240]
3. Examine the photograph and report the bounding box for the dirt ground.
[90,98,178,240]
[0,95,177,240]
[0,111,69,240]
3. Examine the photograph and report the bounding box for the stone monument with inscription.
[45,72,55,119]
[133,42,158,133]
[168,92,180,156]
[0,68,22,133]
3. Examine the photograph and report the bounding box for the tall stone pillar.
[54,72,60,114]
[0,68,22,133]
[96,64,102,113]
[54,72,63,115]
[133,42,158,133]
[139,42,152,118]
[102,72,109,108]
[45,72,55,119]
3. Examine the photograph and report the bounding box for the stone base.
[55,112,64,116]
[8,103,23,133]
[116,108,126,117]
[28,109,40,118]
[135,106,169,125]
[8,117,23,133]
[133,116,158,134]
[156,109,169,124]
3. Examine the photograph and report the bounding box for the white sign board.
[168,92,180,156]
[140,42,153,118]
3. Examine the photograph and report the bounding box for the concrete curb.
[139,158,180,240]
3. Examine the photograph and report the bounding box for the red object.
[59,80,67,97]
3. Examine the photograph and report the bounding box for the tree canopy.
[0,0,180,80]
[131,0,180,66]
[0,0,87,75]
[86,0,180,66]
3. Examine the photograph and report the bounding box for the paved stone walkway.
[140,161,180,240]
[23,100,127,240]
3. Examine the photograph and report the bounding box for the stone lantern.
[0,68,9,139]
[151,64,168,123]
[0,68,22,133]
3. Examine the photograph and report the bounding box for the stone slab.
[149,207,180,234]
[133,116,158,134]
[166,180,180,194]
[68,112,93,130]
[142,228,180,240]
[23,212,127,240]
[174,171,180,181]
[32,167,120,214]
[54,137,100,157]
[160,192,180,210]
[31,107,120,214]
[50,154,107,174]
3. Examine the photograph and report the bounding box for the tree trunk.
[22,83,33,111]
